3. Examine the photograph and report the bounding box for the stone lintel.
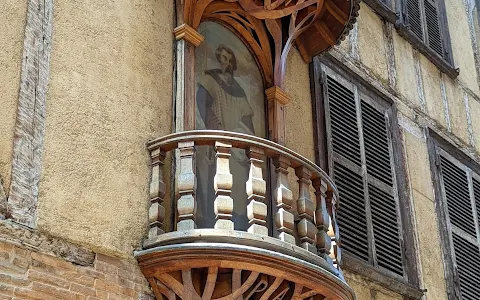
[174,24,205,47]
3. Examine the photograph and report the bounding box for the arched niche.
[173,0,360,143]
[194,21,267,230]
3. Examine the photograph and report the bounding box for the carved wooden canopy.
[177,0,360,87]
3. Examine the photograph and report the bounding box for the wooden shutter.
[405,0,445,58]
[406,0,423,40]
[361,99,404,277]
[362,101,393,186]
[424,0,444,56]
[323,69,405,278]
[439,153,480,300]
[325,75,369,260]
[440,157,475,236]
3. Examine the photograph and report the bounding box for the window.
[311,58,422,297]
[429,134,480,300]
[362,0,458,77]
[397,0,458,76]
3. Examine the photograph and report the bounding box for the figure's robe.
[195,69,255,230]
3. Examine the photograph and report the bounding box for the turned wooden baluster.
[326,190,343,277]
[213,141,234,230]
[148,148,167,240]
[295,166,317,253]
[312,178,332,265]
[246,146,268,236]
[177,141,196,231]
[273,156,295,244]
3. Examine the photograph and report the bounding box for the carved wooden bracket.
[173,24,205,46]
[176,0,360,88]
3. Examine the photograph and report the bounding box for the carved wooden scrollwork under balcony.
[137,131,352,300]
[176,0,360,88]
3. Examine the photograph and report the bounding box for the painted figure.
[196,44,255,230]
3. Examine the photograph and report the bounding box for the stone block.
[357,3,388,83]
[70,282,96,296]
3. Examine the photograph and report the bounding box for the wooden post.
[326,191,343,277]
[312,178,332,265]
[177,141,196,231]
[266,86,290,145]
[246,146,268,236]
[148,148,167,240]
[295,166,317,253]
[173,24,204,131]
[273,156,295,244]
[213,141,234,230]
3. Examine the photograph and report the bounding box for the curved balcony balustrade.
[135,130,353,300]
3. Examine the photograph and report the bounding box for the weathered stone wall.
[35,0,174,257]
[333,1,480,299]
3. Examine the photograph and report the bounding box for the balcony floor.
[136,230,354,300]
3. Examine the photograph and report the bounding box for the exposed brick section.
[0,240,152,299]
[7,0,53,227]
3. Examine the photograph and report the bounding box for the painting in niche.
[195,21,266,230]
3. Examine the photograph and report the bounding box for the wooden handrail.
[147,130,339,198]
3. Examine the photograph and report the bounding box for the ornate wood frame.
[173,0,359,144]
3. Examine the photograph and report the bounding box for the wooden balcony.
[135,130,354,300]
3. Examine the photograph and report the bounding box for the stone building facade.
[0,0,480,299]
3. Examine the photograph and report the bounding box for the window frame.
[427,130,480,300]
[311,56,423,298]
[361,0,459,78]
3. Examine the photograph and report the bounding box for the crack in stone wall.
[8,0,53,228]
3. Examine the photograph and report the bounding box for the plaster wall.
[0,0,27,193]
[356,3,389,84]
[284,49,316,162]
[445,0,479,95]
[36,0,174,257]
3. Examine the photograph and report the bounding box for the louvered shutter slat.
[327,76,362,165]
[369,184,404,276]
[452,233,480,300]
[361,101,393,186]
[424,0,444,57]
[335,164,370,261]
[441,158,476,236]
[406,0,423,40]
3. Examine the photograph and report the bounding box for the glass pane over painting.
[195,21,266,230]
